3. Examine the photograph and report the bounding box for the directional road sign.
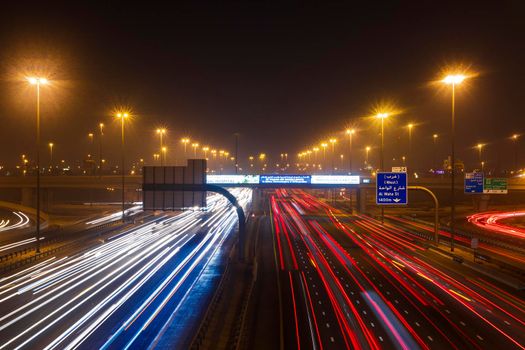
[376,172,407,205]
[483,177,508,194]
[464,172,484,194]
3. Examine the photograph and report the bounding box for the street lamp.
[88,133,94,174]
[202,146,209,159]
[433,134,438,171]
[156,128,166,165]
[365,146,371,167]
[346,129,355,173]
[376,112,389,224]
[27,76,48,253]
[321,143,328,170]
[161,146,167,164]
[192,143,199,158]
[48,142,54,172]
[99,123,104,176]
[181,138,190,159]
[511,134,520,172]
[407,123,414,173]
[442,73,467,252]
[115,111,130,222]
[476,143,484,171]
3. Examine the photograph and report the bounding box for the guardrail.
[0,219,127,275]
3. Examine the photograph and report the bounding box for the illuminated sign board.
[206,175,259,184]
[311,175,360,185]
[464,172,484,194]
[205,174,360,185]
[376,172,407,205]
[260,175,311,184]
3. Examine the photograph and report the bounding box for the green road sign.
[483,177,508,194]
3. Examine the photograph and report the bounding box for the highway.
[468,211,525,239]
[0,188,251,350]
[270,189,525,349]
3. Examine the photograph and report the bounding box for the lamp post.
[27,76,48,253]
[162,147,167,165]
[407,123,413,173]
[442,73,466,252]
[365,146,371,167]
[181,138,190,160]
[234,133,239,174]
[511,134,519,172]
[346,129,355,173]
[433,134,438,171]
[48,142,54,173]
[88,133,94,175]
[192,143,199,158]
[156,128,166,165]
[477,143,484,171]
[329,138,337,173]
[202,146,209,159]
[116,112,129,222]
[376,112,389,224]
[99,123,104,176]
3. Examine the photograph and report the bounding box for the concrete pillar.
[42,188,53,212]
[357,187,367,213]
[473,194,490,211]
[21,187,33,207]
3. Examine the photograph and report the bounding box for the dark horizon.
[0,2,524,172]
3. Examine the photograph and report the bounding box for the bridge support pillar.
[42,188,53,212]
[473,194,490,211]
[21,187,33,207]
[357,187,367,213]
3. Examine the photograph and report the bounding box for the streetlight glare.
[375,112,389,119]
[442,74,466,85]
[27,77,48,85]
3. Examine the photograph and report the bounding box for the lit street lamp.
[365,146,371,166]
[88,132,94,174]
[192,143,199,158]
[511,134,520,172]
[476,143,484,170]
[442,73,467,251]
[346,128,355,173]
[27,76,48,253]
[48,142,54,172]
[376,112,389,224]
[116,111,130,222]
[433,134,438,170]
[407,123,414,173]
[202,146,209,159]
[99,123,104,176]
[181,138,190,159]
[156,128,166,165]
[162,146,167,163]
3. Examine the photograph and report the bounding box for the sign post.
[376,172,408,205]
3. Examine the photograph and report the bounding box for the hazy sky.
[0,1,524,171]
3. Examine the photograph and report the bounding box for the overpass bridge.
[0,173,523,210]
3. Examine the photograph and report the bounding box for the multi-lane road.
[270,189,525,349]
[0,189,251,350]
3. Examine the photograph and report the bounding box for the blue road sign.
[464,172,484,193]
[376,172,407,205]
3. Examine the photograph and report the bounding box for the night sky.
[0,1,524,171]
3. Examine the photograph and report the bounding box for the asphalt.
[265,189,525,349]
